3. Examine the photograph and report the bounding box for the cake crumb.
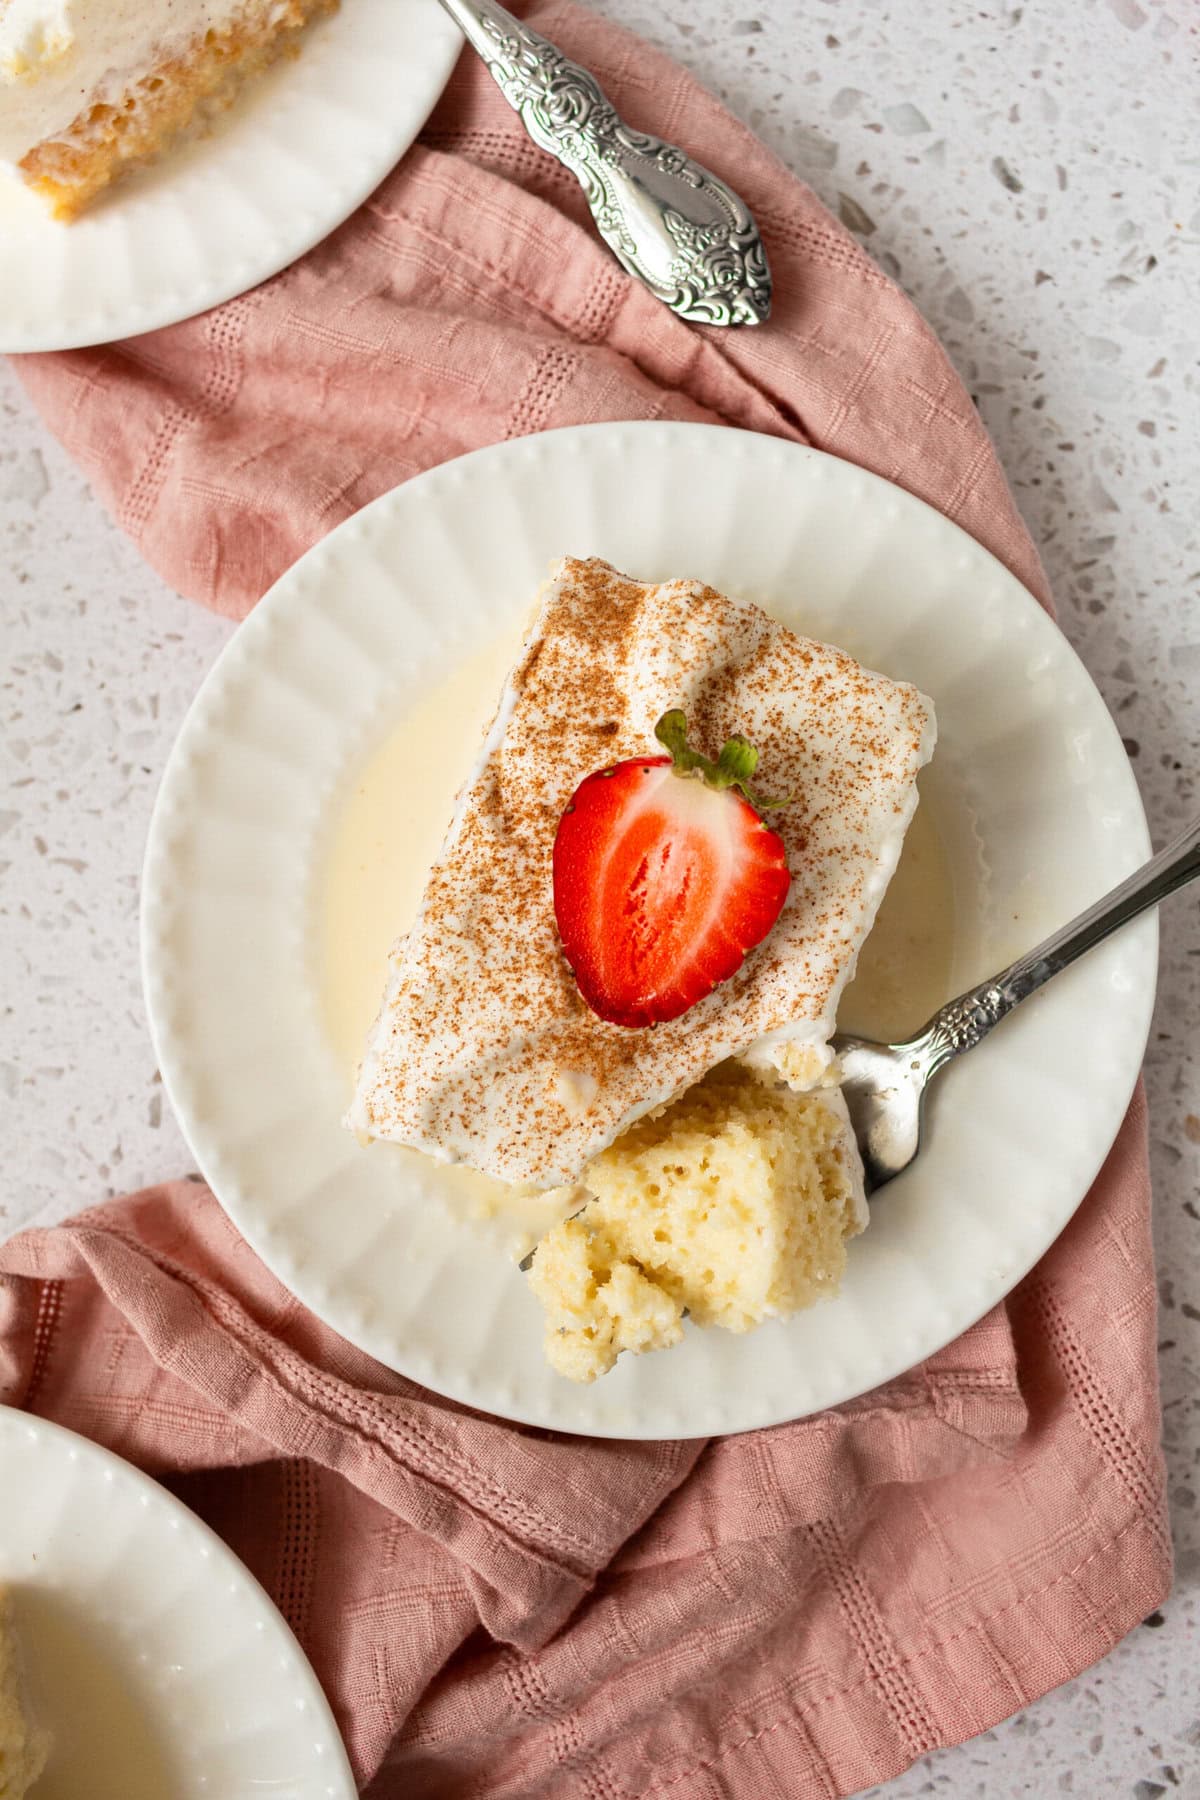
[527,1063,864,1382]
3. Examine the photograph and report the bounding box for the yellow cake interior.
[528,1063,864,1383]
[16,0,337,220]
[0,1589,48,1800]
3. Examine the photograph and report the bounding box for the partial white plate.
[141,422,1154,1439]
[0,1406,355,1798]
[0,0,461,353]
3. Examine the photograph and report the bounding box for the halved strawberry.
[553,710,791,1028]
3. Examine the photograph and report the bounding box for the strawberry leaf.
[653,710,790,815]
[716,734,759,787]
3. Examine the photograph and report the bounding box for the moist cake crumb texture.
[349,556,936,1188]
[528,1063,866,1382]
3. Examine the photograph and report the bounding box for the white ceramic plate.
[0,0,461,353]
[141,422,1155,1439]
[0,1406,355,1798]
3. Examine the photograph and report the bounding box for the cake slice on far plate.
[0,1587,49,1800]
[348,556,936,1380]
[0,0,336,219]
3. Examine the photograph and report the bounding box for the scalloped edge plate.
[141,422,1155,1439]
[0,1406,355,1797]
[0,0,461,353]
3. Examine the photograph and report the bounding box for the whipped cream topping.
[348,557,936,1188]
[0,0,252,162]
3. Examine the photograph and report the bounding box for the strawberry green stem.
[653,710,789,813]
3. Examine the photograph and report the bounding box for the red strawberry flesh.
[553,722,791,1029]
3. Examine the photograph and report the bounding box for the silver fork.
[836,814,1200,1193]
[434,0,772,326]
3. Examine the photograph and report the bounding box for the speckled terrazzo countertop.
[2,0,1197,1792]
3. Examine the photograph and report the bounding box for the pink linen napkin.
[2,4,1169,1794]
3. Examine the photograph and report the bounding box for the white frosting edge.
[0,0,259,161]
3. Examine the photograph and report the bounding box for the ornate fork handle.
[917,813,1200,1075]
[436,0,772,326]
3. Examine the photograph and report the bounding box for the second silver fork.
[435,0,773,327]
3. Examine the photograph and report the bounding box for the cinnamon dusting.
[348,558,936,1186]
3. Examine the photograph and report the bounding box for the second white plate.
[142,422,1154,1439]
[0,1407,354,1799]
[0,0,461,353]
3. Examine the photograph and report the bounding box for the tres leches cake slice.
[349,557,936,1381]
[0,0,335,219]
